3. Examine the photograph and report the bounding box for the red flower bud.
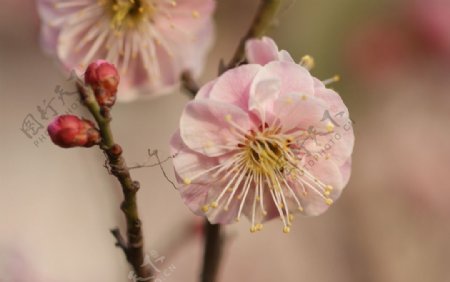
[47,115,101,148]
[84,60,119,108]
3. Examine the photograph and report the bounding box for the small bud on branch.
[84,60,119,108]
[47,115,100,148]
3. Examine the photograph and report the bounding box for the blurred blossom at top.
[408,0,450,61]
[36,0,216,101]
[345,0,450,83]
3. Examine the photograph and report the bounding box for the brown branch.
[76,79,153,281]
[181,71,200,97]
[200,221,223,282]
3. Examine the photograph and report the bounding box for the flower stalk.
[76,78,153,281]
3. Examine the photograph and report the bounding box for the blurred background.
[1,0,450,281]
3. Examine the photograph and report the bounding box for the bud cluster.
[47,61,120,148]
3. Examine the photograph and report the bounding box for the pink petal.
[40,25,59,55]
[170,130,219,185]
[180,99,252,157]
[340,158,352,187]
[195,78,218,99]
[208,64,261,109]
[273,94,327,132]
[179,183,210,217]
[245,36,280,65]
[248,67,281,121]
[278,50,295,63]
[186,24,215,77]
[314,78,348,116]
[261,61,315,98]
[296,159,344,216]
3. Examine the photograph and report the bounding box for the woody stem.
[76,79,153,281]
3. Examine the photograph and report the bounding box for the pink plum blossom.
[409,0,450,60]
[171,37,354,233]
[37,0,215,101]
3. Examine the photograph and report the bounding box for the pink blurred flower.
[170,37,354,233]
[409,0,450,59]
[37,0,215,101]
[344,19,412,82]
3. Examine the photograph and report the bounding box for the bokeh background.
[1,0,450,281]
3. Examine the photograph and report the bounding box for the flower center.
[242,129,291,175]
[182,115,336,233]
[106,0,155,30]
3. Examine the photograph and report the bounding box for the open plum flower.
[171,37,354,233]
[37,0,215,101]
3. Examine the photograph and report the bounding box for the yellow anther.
[210,201,218,208]
[235,217,240,222]
[256,223,263,231]
[322,75,341,86]
[286,97,293,104]
[298,207,304,212]
[326,122,335,133]
[250,226,257,233]
[201,205,210,213]
[325,198,334,206]
[301,95,308,101]
[288,214,295,222]
[223,206,229,211]
[170,0,177,7]
[324,190,331,196]
[325,185,333,191]
[192,10,200,18]
[204,140,213,148]
[224,114,232,122]
[283,226,291,233]
[262,211,268,216]
[183,178,191,185]
[299,55,315,70]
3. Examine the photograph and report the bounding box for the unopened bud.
[47,115,100,148]
[84,60,119,108]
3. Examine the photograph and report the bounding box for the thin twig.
[76,79,153,281]
[199,1,282,282]
[181,71,200,97]
[226,0,281,71]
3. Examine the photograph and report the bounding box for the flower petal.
[273,93,327,132]
[314,78,349,116]
[245,36,280,65]
[248,71,281,122]
[295,159,344,216]
[208,64,261,109]
[261,61,315,98]
[170,130,219,185]
[180,99,251,157]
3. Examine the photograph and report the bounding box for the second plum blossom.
[171,37,354,233]
[37,0,215,100]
